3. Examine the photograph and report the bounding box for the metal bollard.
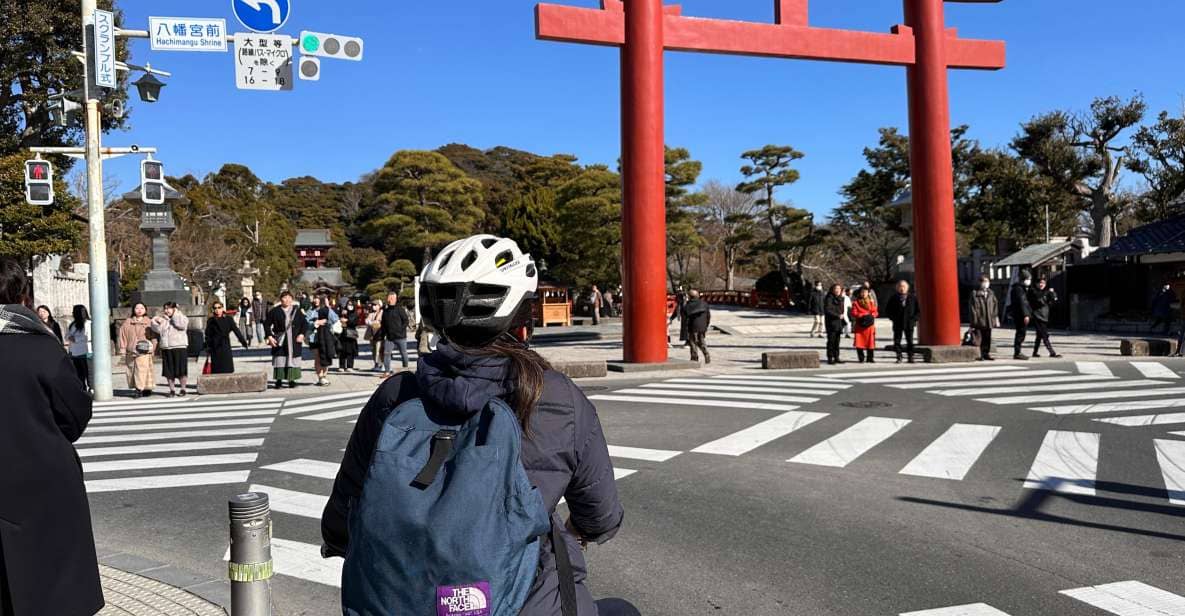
[228,492,273,616]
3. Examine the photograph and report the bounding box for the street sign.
[149,17,228,52]
[299,31,364,61]
[298,55,320,81]
[24,160,53,206]
[232,0,290,34]
[141,160,165,205]
[233,33,293,91]
[92,9,117,88]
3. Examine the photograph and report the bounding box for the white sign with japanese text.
[150,17,228,52]
[93,9,117,88]
[233,33,293,91]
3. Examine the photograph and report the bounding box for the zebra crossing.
[280,389,376,422]
[80,395,284,493]
[902,580,1185,615]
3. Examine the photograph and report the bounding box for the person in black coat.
[0,258,103,616]
[1027,277,1061,358]
[1009,271,1034,360]
[338,299,363,372]
[205,301,249,374]
[884,280,921,363]
[1151,283,1176,335]
[680,290,711,364]
[806,282,825,338]
[380,292,411,376]
[823,283,847,365]
[264,291,309,388]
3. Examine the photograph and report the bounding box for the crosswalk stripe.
[281,391,374,411]
[708,375,853,386]
[690,411,828,456]
[77,427,271,445]
[77,438,264,458]
[281,396,371,415]
[900,604,1012,616]
[589,394,800,412]
[826,366,1029,379]
[647,382,843,396]
[1172,432,1185,438]
[260,458,340,480]
[1076,361,1114,377]
[249,484,327,519]
[1093,413,1185,427]
[668,378,849,391]
[613,468,636,480]
[606,445,682,462]
[899,424,1002,480]
[89,409,277,424]
[1154,440,1185,506]
[84,418,275,433]
[982,386,1185,406]
[93,396,281,408]
[891,375,1115,390]
[850,370,1067,386]
[86,470,250,493]
[84,453,258,473]
[788,417,911,468]
[1060,580,1185,614]
[934,379,1166,397]
[270,538,343,587]
[1033,398,1185,415]
[618,388,819,404]
[1023,430,1098,495]
[93,404,279,418]
[1132,362,1180,380]
[298,408,365,422]
[93,399,283,413]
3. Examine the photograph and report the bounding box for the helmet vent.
[481,238,497,248]
[525,264,537,278]
[461,250,478,271]
[437,251,455,271]
[495,251,514,268]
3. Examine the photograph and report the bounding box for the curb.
[97,546,229,615]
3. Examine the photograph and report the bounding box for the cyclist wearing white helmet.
[322,234,637,615]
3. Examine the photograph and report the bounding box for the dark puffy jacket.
[807,289,825,316]
[1029,287,1057,323]
[380,304,409,341]
[321,343,624,616]
[1152,289,1176,318]
[823,293,846,320]
[884,293,920,329]
[1009,284,1033,322]
[681,299,711,334]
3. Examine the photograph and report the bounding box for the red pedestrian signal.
[141,159,165,205]
[23,159,53,206]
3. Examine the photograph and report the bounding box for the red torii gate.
[536,0,1006,364]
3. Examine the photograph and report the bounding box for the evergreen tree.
[665,146,707,290]
[737,145,812,291]
[501,187,560,264]
[0,151,83,261]
[553,165,622,287]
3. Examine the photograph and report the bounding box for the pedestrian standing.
[265,291,307,389]
[1028,277,1061,358]
[205,301,249,374]
[885,280,920,363]
[380,292,410,377]
[807,281,825,338]
[823,284,846,365]
[306,295,339,386]
[590,284,603,325]
[65,304,91,391]
[36,305,63,343]
[237,296,254,343]
[841,287,853,338]
[0,257,104,616]
[1010,271,1034,360]
[251,291,268,342]
[151,301,190,396]
[968,275,1000,361]
[681,289,711,364]
[851,287,879,363]
[338,299,361,372]
[670,286,688,346]
[117,302,156,397]
[1150,283,1176,335]
[365,299,384,370]
[603,288,615,317]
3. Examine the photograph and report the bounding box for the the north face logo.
[437,582,491,616]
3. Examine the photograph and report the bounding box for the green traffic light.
[301,34,319,53]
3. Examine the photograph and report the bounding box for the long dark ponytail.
[464,337,552,439]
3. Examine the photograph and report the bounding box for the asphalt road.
[88,359,1185,615]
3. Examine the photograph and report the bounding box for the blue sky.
[96,0,1185,218]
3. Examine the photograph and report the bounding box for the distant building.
[295,229,345,294]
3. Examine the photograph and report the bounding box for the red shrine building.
[295,229,345,293]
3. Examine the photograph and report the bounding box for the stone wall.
[31,255,90,320]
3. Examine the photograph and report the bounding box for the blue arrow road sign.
[232,0,290,33]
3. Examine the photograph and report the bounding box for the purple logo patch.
[437,581,491,616]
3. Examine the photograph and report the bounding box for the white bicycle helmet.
[419,234,538,346]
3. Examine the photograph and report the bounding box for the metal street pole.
[82,0,114,400]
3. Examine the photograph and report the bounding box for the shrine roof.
[295,229,334,247]
[1105,214,1185,258]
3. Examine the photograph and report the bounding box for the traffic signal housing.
[299,31,363,61]
[141,159,165,205]
[24,159,54,206]
[298,55,321,81]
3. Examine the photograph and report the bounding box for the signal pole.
[82,0,114,400]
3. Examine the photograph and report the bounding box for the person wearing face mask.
[1009,271,1034,360]
[968,275,1000,361]
[1150,282,1176,335]
[807,282,825,339]
[1028,277,1061,358]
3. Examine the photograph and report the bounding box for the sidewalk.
[97,549,228,616]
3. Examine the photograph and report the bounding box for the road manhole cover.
[840,401,894,409]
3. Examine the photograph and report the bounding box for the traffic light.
[24,159,53,206]
[141,159,165,205]
[298,55,320,81]
[299,31,364,61]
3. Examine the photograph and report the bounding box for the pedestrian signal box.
[141,159,165,205]
[24,159,54,205]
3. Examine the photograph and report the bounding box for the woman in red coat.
[850,287,879,363]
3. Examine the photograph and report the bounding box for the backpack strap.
[411,429,457,488]
[550,519,578,616]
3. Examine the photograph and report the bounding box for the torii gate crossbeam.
[536,0,1006,364]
